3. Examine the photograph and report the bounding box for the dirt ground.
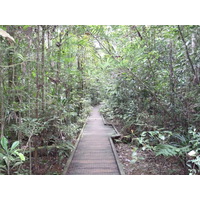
[19,137,78,175]
[20,153,67,175]
[114,142,186,175]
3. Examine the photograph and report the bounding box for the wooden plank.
[65,106,122,175]
[62,117,88,175]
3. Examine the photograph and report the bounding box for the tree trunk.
[41,25,45,111]
[0,68,4,138]
[178,25,194,74]
[7,26,15,104]
[56,32,62,95]
[77,46,84,116]
[168,40,176,123]
[35,25,40,118]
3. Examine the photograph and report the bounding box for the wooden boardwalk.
[65,106,120,175]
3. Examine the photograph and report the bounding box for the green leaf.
[15,152,25,161]
[0,137,8,152]
[11,141,19,151]
[23,25,31,30]
[0,26,6,30]
[0,153,4,160]
[158,134,166,140]
[32,71,36,78]
[11,161,23,169]
[0,164,7,171]
[3,156,10,166]
[16,53,24,61]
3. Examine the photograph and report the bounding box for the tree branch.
[132,25,143,40]
[86,28,118,61]
[177,25,196,75]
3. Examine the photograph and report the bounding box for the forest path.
[65,106,120,175]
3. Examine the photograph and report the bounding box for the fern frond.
[155,144,179,157]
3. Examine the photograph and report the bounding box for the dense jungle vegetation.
[0,25,200,175]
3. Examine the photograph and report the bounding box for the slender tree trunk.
[56,32,62,95]
[77,45,84,116]
[169,41,175,105]
[8,48,14,105]
[0,68,4,138]
[47,29,50,48]
[33,26,41,172]
[191,32,200,84]
[169,40,176,123]
[7,26,15,105]
[41,26,45,111]
[191,33,196,54]
[35,25,40,118]
[178,26,197,80]
[57,33,61,79]
[17,93,22,143]
[29,140,32,175]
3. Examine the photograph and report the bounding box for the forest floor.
[22,152,67,175]
[33,156,66,175]
[109,122,187,175]
[21,138,78,175]
[114,142,186,175]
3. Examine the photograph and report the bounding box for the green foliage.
[10,117,46,137]
[188,128,200,151]
[132,130,173,151]
[1,25,200,174]
[0,136,25,175]
[96,25,200,174]
[155,144,183,157]
[57,141,74,164]
[187,156,200,175]
[1,137,8,152]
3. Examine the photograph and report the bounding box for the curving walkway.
[66,106,120,175]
